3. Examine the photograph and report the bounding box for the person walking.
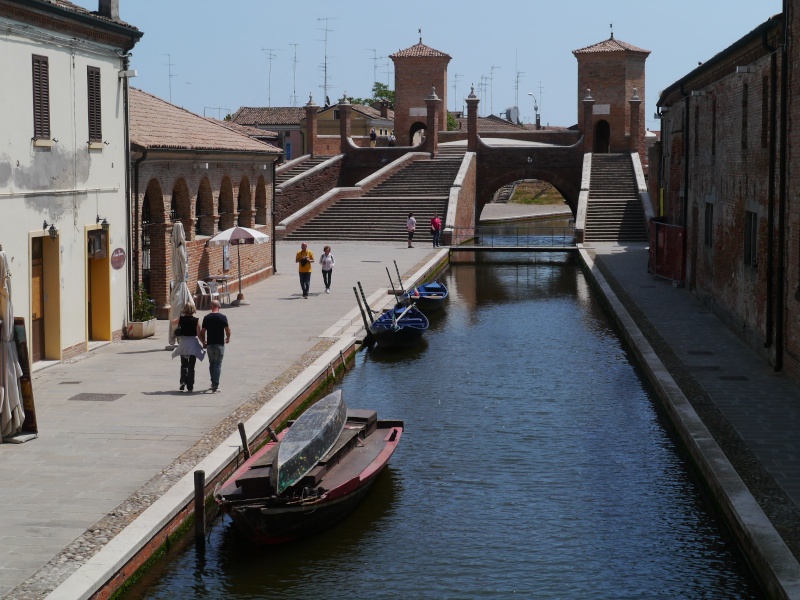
[171,302,205,392]
[200,300,230,393]
[388,131,396,147]
[296,242,314,298]
[430,212,442,248]
[407,212,417,248]
[319,245,335,293]
[369,127,377,147]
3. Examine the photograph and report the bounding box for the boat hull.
[404,281,448,312]
[369,305,429,349]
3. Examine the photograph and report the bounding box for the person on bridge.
[430,212,442,248]
[369,128,377,148]
[296,242,314,298]
[407,212,416,248]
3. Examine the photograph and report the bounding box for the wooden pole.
[237,422,250,459]
[194,470,205,547]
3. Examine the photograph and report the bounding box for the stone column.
[338,97,352,155]
[466,85,479,153]
[425,87,442,157]
[628,86,642,153]
[582,88,596,153]
[305,95,319,157]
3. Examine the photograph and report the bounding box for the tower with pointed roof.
[390,36,451,146]
[573,33,650,156]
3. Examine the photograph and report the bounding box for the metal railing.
[449,224,577,250]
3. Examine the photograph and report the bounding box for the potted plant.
[127,285,157,339]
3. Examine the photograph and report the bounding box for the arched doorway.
[237,176,252,227]
[409,122,426,146]
[196,177,214,237]
[255,176,268,225]
[219,176,235,231]
[172,178,192,239]
[141,179,166,306]
[593,120,610,153]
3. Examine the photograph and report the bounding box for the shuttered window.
[32,55,50,140]
[87,66,102,142]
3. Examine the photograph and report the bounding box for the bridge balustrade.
[449,224,577,251]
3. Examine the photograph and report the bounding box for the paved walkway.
[0,241,443,599]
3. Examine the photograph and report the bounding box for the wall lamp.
[42,220,58,239]
[96,215,110,231]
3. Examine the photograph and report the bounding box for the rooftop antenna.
[515,70,525,119]
[490,65,500,116]
[383,56,392,87]
[479,76,488,117]
[261,48,278,107]
[418,27,422,43]
[290,43,300,106]
[318,17,336,100]
[367,48,382,86]
[163,53,177,103]
[610,23,614,40]
[452,73,463,112]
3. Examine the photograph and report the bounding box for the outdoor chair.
[196,280,218,309]
[209,280,231,305]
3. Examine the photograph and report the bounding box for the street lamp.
[527,92,540,130]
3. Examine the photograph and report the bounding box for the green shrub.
[131,285,155,321]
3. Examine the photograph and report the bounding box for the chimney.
[98,0,119,20]
[380,100,389,119]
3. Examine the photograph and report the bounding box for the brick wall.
[276,160,343,221]
[785,2,800,382]
[393,56,450,146]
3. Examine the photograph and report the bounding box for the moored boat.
[369,303,429,349]
[216,390,403,544]
[404,280,449,312]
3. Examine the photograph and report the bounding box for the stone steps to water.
[584,154,647,242]
[276,156,333,186]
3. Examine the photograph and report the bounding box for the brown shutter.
[32,55,50,140]
[87,66,102,142]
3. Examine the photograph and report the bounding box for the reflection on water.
[127,262,763,600]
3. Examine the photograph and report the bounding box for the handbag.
[174,326,183,337]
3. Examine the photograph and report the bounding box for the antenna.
[261,48,278,107]
[452,73,463,112]
[490,65,500,116]
[610,23,614,39]
[515,71,525,118]
[318,17,336,100]
[479,76,488,117]
[163,53,177,103]
[366,48,382,85]
[290,43,300,106]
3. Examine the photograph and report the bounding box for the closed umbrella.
[168,222,193,346]
[0,251,24,440]
[207,226,269,306]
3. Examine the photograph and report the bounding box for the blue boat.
[404,280,449,312]
[369,303,429,349]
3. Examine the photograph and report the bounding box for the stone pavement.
[0,241,442,599]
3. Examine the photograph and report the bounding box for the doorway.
[30,233,61,362]
[594,120,611,153]
[87,228,111,341]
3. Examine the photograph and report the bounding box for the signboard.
[111,247,126,270]
[409,107,427,117]
[593,104,611,115]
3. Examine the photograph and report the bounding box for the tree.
[447,111,459,132]
[347,82,396,108]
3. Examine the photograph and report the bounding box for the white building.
[0,0,141,364]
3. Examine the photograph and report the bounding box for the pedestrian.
[171,302,205,392]
[407,212,416,248]
[200,299,230,393]
[369,127,377,148]
[319,245,335,293]
[430,212,442,248]
[296,242,314,298]
[388,131,396,147]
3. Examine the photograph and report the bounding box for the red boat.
[215,390,403,544]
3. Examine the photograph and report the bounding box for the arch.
[593,120,611,153]
[255,175,268,225]
[195,177,214,237]
[172,177,192,237]
[219,176,235,231]
[141,178,167,305]
[409,121,426,146]
[237,175,253,227]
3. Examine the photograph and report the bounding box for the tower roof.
[390,41,451,59]
[573,36,650,56]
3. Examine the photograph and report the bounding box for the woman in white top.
[319,245,335,293]
[407,212,416,248]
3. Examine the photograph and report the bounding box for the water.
[127,259,763,599]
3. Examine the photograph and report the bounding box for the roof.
[573,35,650,55]
[207,118,279,140]
[390,41,451,59]
[232,106,307,127]
[453,115,527,133]
[317,103,395,121]
[18,0,141,34]
[129,88,281,154]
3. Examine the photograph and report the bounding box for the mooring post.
[194,470,205,547]
[237,422,251,459]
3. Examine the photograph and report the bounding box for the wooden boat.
[369,303,429,349]
[216,390,404,544]
[404,280,449,312]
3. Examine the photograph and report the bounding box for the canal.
[127,257,763,599]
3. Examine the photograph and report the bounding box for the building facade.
[0,0,141,363]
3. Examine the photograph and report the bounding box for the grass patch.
[509,180,566,206]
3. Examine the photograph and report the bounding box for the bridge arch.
[409,121,426,146]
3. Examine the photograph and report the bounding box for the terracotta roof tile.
[317,104,395,121]
[206,118,279,139]
[573,36,650,55]
[38,0,139,30]
[231,106,307,126]
[454,115,526,133]
[129,88,281,153]
[390,41,451,59]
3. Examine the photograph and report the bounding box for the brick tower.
[390,36,451,146]
[573,33,650,157]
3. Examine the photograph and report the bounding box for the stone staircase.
[585,154,647,242]
[276,155,333,187]
[285,148,465,242]
[492,182,516,203]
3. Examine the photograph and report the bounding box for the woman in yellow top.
[295,242,314,299]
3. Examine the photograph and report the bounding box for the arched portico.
[410,121,426,146]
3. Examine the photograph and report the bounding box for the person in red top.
[430,212,442,248]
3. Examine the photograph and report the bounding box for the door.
[31,237,44,362]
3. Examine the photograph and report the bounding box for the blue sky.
[75,0,779,130]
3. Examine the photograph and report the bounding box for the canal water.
[127,257,763,599]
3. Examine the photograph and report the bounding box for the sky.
[74,0,781,131]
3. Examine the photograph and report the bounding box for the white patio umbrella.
[207,226,270,306]
[0,251,24,440]
[168,222,193,346]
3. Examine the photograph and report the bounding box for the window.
[744,210,758,268]
[32,55,50,140]
[333,110,341,120]
[704,202,713,248]
[87,66,102,142]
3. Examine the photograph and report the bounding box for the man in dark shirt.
[200,300,230,392]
